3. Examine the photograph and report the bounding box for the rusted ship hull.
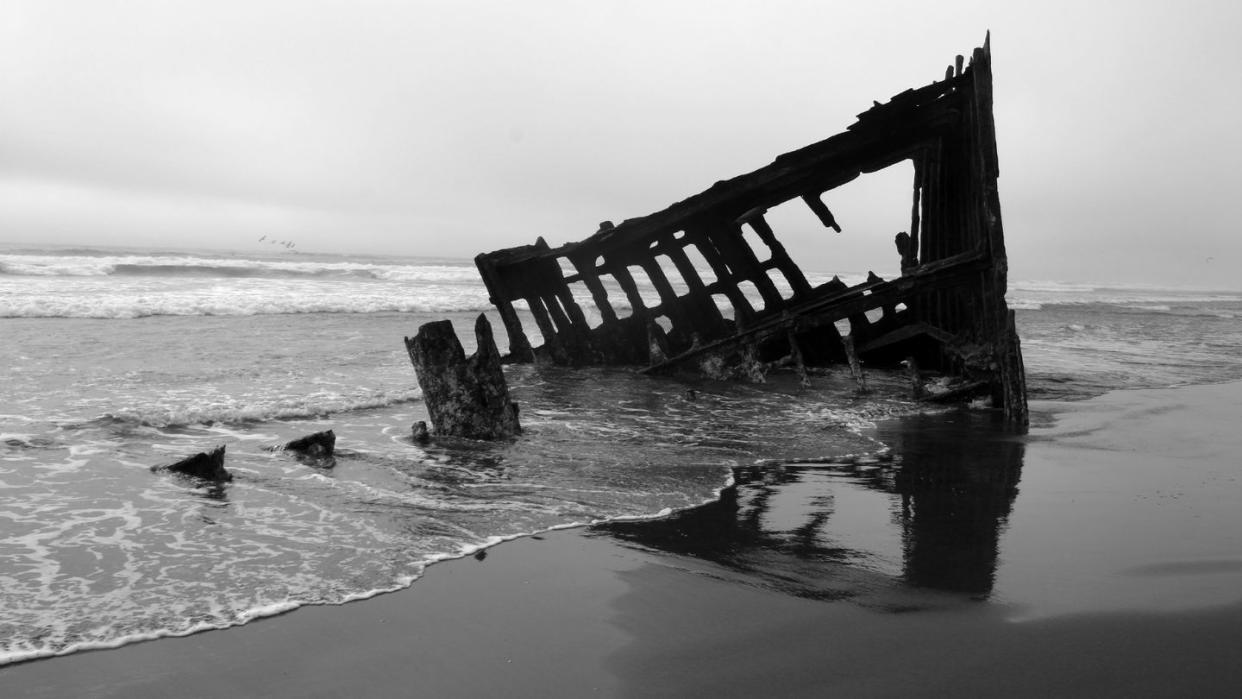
[473,37,1027,425]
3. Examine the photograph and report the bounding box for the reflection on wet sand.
[597,409,1025,602]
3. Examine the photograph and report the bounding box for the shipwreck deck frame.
[473,36,1027,425]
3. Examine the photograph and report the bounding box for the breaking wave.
[0,251,499,319]
[0,291,492,319]
[79,389,425,429]
[1007,280,1242,309]
[0,253,478,283]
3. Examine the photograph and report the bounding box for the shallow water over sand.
[600,381,1242,621]
[3,247,1241,665]
[1,310,924,664]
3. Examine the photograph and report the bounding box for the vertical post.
[474,254,532,361]
[971,39,1027,425]
[842,335,869,394]
[787,329,811,388]
[405,315,521,439]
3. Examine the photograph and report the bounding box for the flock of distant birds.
[258,235,296,250]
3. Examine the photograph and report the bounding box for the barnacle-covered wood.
[405,315,521,439]
[154,445,231,482]
[285,430,336,457]
[473,36,1027,425]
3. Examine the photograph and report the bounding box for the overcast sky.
[2,0,1239,288]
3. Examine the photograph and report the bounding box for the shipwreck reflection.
[596,408,1024,602]
[889,412,1024,594]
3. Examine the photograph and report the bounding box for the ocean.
[2,244,1241,666]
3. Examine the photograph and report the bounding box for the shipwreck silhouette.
[415,37,1027,432]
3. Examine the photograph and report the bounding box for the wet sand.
[6,381,1242,697]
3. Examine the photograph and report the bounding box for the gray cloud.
[2,0,1239,288]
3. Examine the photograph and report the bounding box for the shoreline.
[0,486,737,671]
[6,380,1242,696]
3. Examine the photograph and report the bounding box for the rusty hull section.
[474,38,1027,424]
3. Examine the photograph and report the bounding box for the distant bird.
[258,235,266,242]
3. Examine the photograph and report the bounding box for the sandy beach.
[4,0,1242,694]
[5,381,1241,697]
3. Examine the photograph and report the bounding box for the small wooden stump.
[285,430,335,457]
[404,315,521,440]
[155,445,231,482]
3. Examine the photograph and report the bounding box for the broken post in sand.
[154,445,231,482]
[842,335,869,394]
[404,314,521,440]
[284,430,336,457]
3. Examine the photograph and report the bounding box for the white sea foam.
[1007,301,1043,311]
[0,277,491,318]
[98,389,423,428]
[0,250,492,318]
[0,597,325,668]
[0,252,478,282]
[1011,280,1099,294]
[0,492,731,669]
[1008,279,1242,309]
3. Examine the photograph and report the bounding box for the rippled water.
[1,309,920,664]
[2,247,1240,665]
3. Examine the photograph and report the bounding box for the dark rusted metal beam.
[466,37,1027,425]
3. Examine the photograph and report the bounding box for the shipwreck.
[414,37,1027,433]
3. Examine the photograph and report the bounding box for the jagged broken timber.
[153,445,231,482]
[405,314,522,439]
[284,430,336,457]
[472,36,1027,425]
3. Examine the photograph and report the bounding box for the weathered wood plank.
[404,315,521,440]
